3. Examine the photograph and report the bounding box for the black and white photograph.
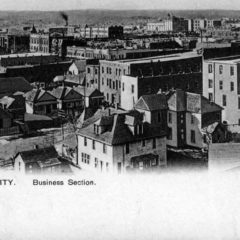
[1,0,240,239]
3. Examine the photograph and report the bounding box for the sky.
[0,0,240,11]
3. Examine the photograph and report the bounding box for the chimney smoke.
[60,11,68,26]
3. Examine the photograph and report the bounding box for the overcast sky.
[0,0,239,11]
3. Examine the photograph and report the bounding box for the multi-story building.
[167,90,223,149]
[86,59,100,89]
[66,46,176,60]
[30,32,49,53]
[0,28,30,54]
[77,108,167,173]
[101,51,202,107]
[203,55,240,124]
[79,25,123,39]
[147,16,189,33]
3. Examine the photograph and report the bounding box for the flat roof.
[101,51,200,64]
[0,53,58,59]
[206,55,240,64]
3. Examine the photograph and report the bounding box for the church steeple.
[31,24,37,34]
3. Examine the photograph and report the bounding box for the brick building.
[100,51,202,107]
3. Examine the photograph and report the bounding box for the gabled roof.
[201,97,223,114]
[77,107,125,129]
[74,86,103,98]
[135,94,168,111]
[24,89,56,103]
[16,146,60,166]
[78,109,166,145]
[51,86,82,100]
[0,77,32,96]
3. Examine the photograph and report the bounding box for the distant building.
[147,16,189,33]
[0,28,30,54]
[78,25,123,39]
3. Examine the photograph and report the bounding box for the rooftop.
[16,146,60,166]
[78,109,166,145]
[206,55,240,64]
[0,52,57,59]
[100,51,200,64]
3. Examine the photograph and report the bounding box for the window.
[168,112,172,123]
[191,130,196,143]
[130,84,134,93]
[230,66,234,76]
[107,79,109,86]
[87,68,91,74]
[106,93,109,101]
[95,68,98,74]
[122,83,125,91]
[238,97,240,109]
[102,67,104,73]
[219,65,223,74]
[208,79,213,88]
[142,140,145,147]
[113,81,115,89]
[231,82,234,91]
[103,143,107,154]
[92,140,95,150]
[106,162,109,171]
[168,127,172,140]
[219,81,223,90]
[126,143,129,154]
[116,80,118,90]
[94,158,98,168]
[158,112,161,122]
[81,153,90,164]
[152,138,156,149]
[102,78,104,85]
[191,115,194,124]
[109,79,112,88]
[238,119,240,125]
[84,137,87,146]
[222,95,227,106]
[208,93,213,102]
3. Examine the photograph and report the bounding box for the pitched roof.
[77,107,125,129]
[73,86,103,98]
[201,97,223,114]
[51,86,82,100]
[17,146,60,166]
[78,109,166,145]
[0,77,32,96]
[135,94,168,111]
[24,89,56,102]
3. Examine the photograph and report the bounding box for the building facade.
[203,56,240,124]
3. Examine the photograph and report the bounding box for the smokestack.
[60,11,68,26]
